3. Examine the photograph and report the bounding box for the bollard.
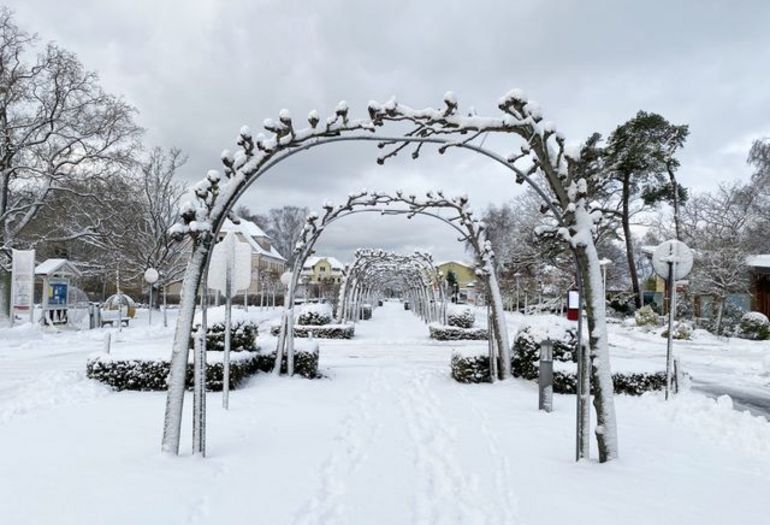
[103,332,111,354]
[539,339,554,413]
[88,304,96,330]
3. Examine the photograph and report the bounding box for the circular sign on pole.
[652,240,693,281]
[144,268,160,284]
[280,271,292,288]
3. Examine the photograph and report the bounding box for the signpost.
[207,232,252,409]
[10,249,35,326]
[652,240,694,400]
[144,268,159,327]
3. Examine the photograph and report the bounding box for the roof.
[746,254,770,269]
[437,260,474,269]
[35,258,82,277]
[303,256,345,271]
[221,218,285,261]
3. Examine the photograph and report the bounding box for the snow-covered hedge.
[192,320,259,351]
[635,305,660,327]
[661,321,693,341]
[737,312,770,340]
[429,324,488,341]
[296,303,333,326]
[270,323,355,339]
[447,305,475,329]
[258,345,320,379]
[359,304,372,320]
[450,352,491,383]
[448,319,667,394]
[403,301,410,310]
[512,322,577,379]
[86,351,262,391]
[452,347,667,394]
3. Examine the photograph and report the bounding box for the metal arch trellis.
[275,192,511,382]
[165,90,617,463]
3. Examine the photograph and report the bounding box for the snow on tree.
[164,90,619,462]
[0,9,141,316]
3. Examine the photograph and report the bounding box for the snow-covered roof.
[746,254,770,269]
[221,218,285,261]
[34,258,82,277]
[303,256,345,271]
[437,260,474,269]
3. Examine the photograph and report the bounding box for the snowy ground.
[1,302,769,524]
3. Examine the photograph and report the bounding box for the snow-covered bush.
[635,305,660,327]
[451,352,491,383]
[86,353,262,391]
[429,324,488,341]
[296,303,333,326]
[270,323,354,339]
[359,304,372,320]
[447,305,475,329]
[706,301,745,336]
[512,322,577,380]
[737,312,770,340]
[661,321,693,340]
[403,301,410,310]
[193,321,258,352]
[260,344,320,379]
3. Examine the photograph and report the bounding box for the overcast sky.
[10,0,770,263]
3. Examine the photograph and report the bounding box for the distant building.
[166,217,286,300]
[299,256,345,299]
[747,254,770,317]
[437,260,479,304]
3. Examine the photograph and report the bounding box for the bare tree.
[0,9,141,316]
[264,206,309,266]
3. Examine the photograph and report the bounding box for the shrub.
[451,352,491,383]
[706,301,746,336]
[737,312,770,340]
[86,352,262,391]
[255,346,320,379]
[447,305,475,328]
[403,301,410,310]
[635,305,660,327]
[452,350,667,394]
[193,320,258,351]
[661,321,693,340]
[296,303,332,326]
[430,324,488,340]
[270,323,354,339]
[512,324,577,380]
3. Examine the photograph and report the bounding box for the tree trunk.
[667,165,681,241]
[0,269,10,325]
[161,239,209,455]
[575,239,619,462]
[622,177,642,308]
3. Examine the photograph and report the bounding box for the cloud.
[9,0,770,259]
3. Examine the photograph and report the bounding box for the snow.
[1,303,769,524]
[746,254,770,269]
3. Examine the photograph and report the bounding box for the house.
[166,217,286,301]
[299,256,345,299]
[218,218,286,296]
[747,254,770,317]
[437,260,479,304]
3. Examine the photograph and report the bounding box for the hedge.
[447,305,475,329]
[192,320,258,352]
[451,351,667,395]
[450,321,668,395]
[429,324,488,340]
[296,303,333,325]
[359,304,372,320]
[86,352,262,391]
[270,323,355,339]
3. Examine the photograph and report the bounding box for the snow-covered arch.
[275,191,511,381]
[165,91,618,463]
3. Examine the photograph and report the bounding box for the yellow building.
[437,260,479,303]
[299,256,345,299]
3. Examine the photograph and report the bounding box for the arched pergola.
[165,90,618,463]
[274,191,511,381]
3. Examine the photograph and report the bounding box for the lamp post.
[598,258,612,306]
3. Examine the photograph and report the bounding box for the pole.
[193,266,209,456]
[163,285,168,328]
[539,339,554,412]
[116,270,123,333]
[148,284,153,327]
[223,235,234,409]
[574,268,590,461]
[665,258,677,400]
